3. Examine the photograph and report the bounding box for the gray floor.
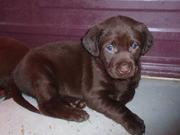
[0,78,180,135]
[128,78,180,135]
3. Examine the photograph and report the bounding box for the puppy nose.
[119,62,131,74]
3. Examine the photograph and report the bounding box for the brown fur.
[0,37,29,98]
[13,16,153,135]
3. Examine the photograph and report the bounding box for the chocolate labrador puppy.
[13,15,153,135]
[0,37,29,98]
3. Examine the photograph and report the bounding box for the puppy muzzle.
[107,60,136,79]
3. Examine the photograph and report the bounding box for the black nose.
[118,62,132,75]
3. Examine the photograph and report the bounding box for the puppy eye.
[105,44,114,53]
[130,42,139,49]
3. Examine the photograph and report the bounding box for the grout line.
[142,75,180,81]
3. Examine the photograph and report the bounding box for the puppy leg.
[111,90,135,105]
[118,91,135,105]
[34,72,89,122]
[84,92,145,135]
[38,97,89,122]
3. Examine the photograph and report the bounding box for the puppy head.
[82,15,153,79]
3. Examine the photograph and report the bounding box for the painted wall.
[0,0,180,78]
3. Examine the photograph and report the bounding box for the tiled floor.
[0,78,180,135]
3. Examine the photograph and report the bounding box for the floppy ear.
[138,24,153,55]
[82,25,102,56]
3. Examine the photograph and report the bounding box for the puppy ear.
[82,25,102,56]
[138,24,153,55]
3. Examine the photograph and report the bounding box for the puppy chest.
[113,80,132,93]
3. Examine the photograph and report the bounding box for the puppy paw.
[124,113,145,135]
[69,109,89,122]
[70,100,86,109]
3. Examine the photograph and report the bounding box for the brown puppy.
[13,16,153,135]
[0,37,29,98]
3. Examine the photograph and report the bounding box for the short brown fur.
[13,16,153,135]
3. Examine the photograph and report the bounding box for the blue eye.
[131,42,138,49]
[105,44,114,53]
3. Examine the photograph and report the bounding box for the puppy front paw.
[124,113,145,135]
